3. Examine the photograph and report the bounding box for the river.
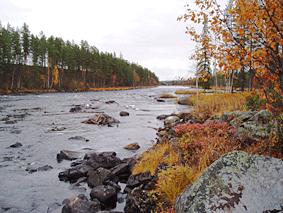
[0,86,191,213]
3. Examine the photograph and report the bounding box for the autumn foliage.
[179,0,283,114]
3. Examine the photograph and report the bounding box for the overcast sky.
[0,0,226,81]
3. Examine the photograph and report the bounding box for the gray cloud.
[0,0,216,80]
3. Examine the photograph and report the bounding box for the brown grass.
[155,165,199,206]
[189,92,250,119]
[132,143,180,176]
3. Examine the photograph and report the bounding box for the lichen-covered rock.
[176,151,283,213]
[220,110,277,140]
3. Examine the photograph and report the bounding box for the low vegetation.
[133,92,283,211]
[133,142,180,176]
[188,92,250,120]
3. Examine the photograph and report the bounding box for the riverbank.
[124,92,283,212]
[0,86,157,95]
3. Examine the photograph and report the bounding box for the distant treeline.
[0,23,159,91]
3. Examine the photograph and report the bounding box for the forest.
[0,23,159,92]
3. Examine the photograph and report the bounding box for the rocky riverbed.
[0,86,191,213]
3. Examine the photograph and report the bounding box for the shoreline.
[0,86,158,95]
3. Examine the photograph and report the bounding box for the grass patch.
[155,165,198,206]
[133,143,180,176]
[189,92,250,119]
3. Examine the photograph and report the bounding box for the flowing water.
[0,86,191,213]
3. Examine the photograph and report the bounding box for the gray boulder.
[176,151,283,213]
[221,110,276,140]
[164,116,180,127]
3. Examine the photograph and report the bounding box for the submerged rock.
[176,151,283,213]
[156,114,169,120]
[124,143,140,151]
[156,99,165,102]
[57,150,83,162]
[120,111,130,117]
[69,136,89,142]
[105,100,116,104]
[49,126,66,132]
[62,194,101,213]
[9,142,23,148]
[82,113,120,126]
[70,105,82,113]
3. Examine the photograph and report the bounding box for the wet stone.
[9,142,23,148]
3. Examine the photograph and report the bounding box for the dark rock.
[62,194,100,213]
[156,99,165,102]
[126,172,155,190]
[59,165,91,183]
[82,113,120,126]
[124,143,140,151]
[9,142,22,148]
[5,120,17,124]
[122,157,137,172]
[10,129,21,134]
[110,163,130,177]
[57,150,83,162]
[37,165,53,171]
[49,126,66,132]
[90,185,117,209]
[120,111,130,116]
[25,167,38,174]
[156,114,169,120]
[87,168,111,188]
[70,105,82,113]
[84,152,122,169]
[176,151,283,213]
[124,186,155,213]
[105,100,116,104]
[104,180,121,193]
[69,136,89,142]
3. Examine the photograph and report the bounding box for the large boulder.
[87,168,111,188]
[176,151,283,213]
[84,152,122,169]
[82,113,120,126]
[62,194,100,213]
[90,185,117,209]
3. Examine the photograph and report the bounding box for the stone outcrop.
[176,151,283,213]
